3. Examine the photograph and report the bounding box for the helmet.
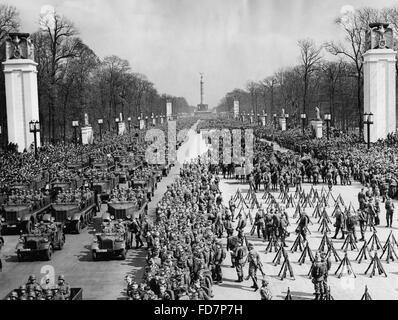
[28,274,36,281]
[58,275,65,281]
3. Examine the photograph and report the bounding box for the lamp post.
[29,120,40,159]
[364,112,374,149]
[72,120,79,146]
[300,113,307,135]
[115,117,120,135]
[324,113,331,140]
[97,119,103,142]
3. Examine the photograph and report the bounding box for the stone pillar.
[261,116,266,126]
[279,118,286,131]
[140,119,145,130]
[311,120,323,139]
[160,117,164,124]
[118,122,126,135]
[152,117,156,125]
[81,126,93,145]
[3,59,40,152]
[249,116,253,124]
[363,49,396,142]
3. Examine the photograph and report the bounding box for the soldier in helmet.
[57,275,71,299]
[259,279,272,300]
[44,289,54,300]
[18,285,28,300]
[247,243,261,291]
[234,238,247,283]
[8,291,19,300]
[320,252,332,296]
[26,274,41,292]
[296,211,310,242]
[311,252,328,300]
[27,291,36,300]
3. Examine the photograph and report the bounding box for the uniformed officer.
[236,214,247,240]
[357,209,367,241]
[385,195,395,228]
[247,243,261,291]
[212,240,226,284]
[311,252,327,300]
[332,208,345,239]
[296,211,310,242]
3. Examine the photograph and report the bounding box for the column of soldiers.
[126,158,228,300]
[6,274,71,300]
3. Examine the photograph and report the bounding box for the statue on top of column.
[365,22,394,51]
[5,33,35,60]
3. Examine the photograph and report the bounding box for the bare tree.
[0,4,20,45]
[38,10,80,142]
[324,8,378,135]
[298,38,322,115]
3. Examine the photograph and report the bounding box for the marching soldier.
[246,243,261,291]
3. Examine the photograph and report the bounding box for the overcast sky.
[9,0,398,107]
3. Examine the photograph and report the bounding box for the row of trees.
[0,4,193,145]
[217,6,398,135]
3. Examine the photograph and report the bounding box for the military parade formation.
[1,115,398,300]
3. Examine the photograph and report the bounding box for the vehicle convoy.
[51,189,96,234]
[91,213,132,261]
[15,216,65,261]
[0,192,52,233]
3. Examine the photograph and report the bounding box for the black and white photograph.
[1,0,398,306]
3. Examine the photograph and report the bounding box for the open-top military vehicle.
[107,200,147,221]
[51,193,96,234]
[91,213,132,261]
[15,215,65,261]
[3,287,83,300]
[91,176,119,203]
[1,194,52,233]
[50,178,84,196]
